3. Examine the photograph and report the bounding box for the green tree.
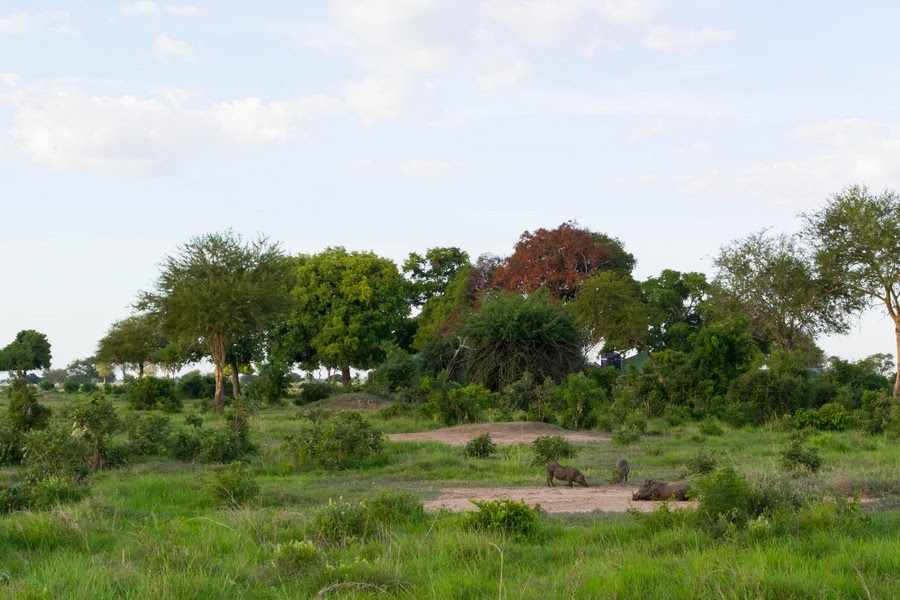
[641,270,709,351]
[462,292,584,391]
[279,247,410,388]
[802,184,900,396]
[710,229,847,354]
[65,357,101,385]
[138,231,293,411]
[96,314,168,379]
[0,330,52,379]
[403,246,471,306]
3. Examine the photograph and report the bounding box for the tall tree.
[0,330,52,379]
[802,184,900,396]
[710,229,847,355]
[280,247,409,387]
[492,221,634,301]
[96,313,168,378]
[403,247,471,306]
[138,231,293,411]
[640,270,709,352]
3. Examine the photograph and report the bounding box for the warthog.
[546,461,588,487]
[615,459,630,483]
[631,479,691,501]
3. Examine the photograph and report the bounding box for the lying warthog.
[546,461,588,487]
[615,459,630,483]
[631,479,691,501]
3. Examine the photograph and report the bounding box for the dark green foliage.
[422,379,497,425]
[530,435,575,465]
[362,489,426,526]
[207,462,259,505]
[6,378,51,433]
[125,412,173,456]
[697,418,724,436]
[286,410,385,469]
[39,380,55,391]
[684,450,717,475]
[307,498,369,546]
[781,433,823,473]
[0,417,21,465]
[79,382,99,394]
[171,404,255,463]
[176,370,218,399]
[62,380,79,394]
[611,425,642,446]
[462,292,585,391]
[551,372,604,430]
[71,394,121,469]
[296,381,338,405]
[860,390,898,435]
[794,402,855,431]
[21,426,91,482]
[243,361,291,405]
[463,498,542,540]
[0,474,87,514]
[0,329,52,378]
[694,466,753,535]
[464,432,497,458]
[126,376,181,412]
[725,368,807,425]
[367,346,421,397]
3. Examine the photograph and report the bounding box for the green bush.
[530,435,575,466]
[697,418,724,436]
[694,466,753,536]
[296,381,338,405]
[125,412,173,456]
[611,425,642,446]
[684,450,717,475]
[243,361,292,406]
[286,410,384,469]
[21,426,91,482]
[307,498,369,546]
[362,489,426,526]
[170,404,255,463]
[79,382,99,394]
[781,433,823,473]
[0,417,21,465]
[62,380,79,394]
[367,346,421,396]
[0,474,87,514]
[39,380,55,392]
[7,378,51,432]
[463,498,542,540]
[126,376,181,412]
[176,370,217,399]
[464,432,498,458]
[71,394,121,469]
[551,372,604,430]
[794,402,854,431]
[273,540,323,574]
[207,462,259,505]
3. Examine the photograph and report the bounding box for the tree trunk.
[230,359,241,398]
[138,362,144,379]
[208,334,227,413]
[341,365,352,388]
[894,322,900,397]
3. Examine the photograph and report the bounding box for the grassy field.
[1,389,898,599]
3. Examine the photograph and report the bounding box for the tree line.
[3,183,900,422]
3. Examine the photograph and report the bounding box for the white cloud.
[164,5,203,16]
[394,160,460,176]
[344,76,412,125]
[120,2,160,16]
[0,72,18,87]
[0,12,29,35]
[692,140,713,153]
[154,34,197,62]
[7,81,345,173]
[642,26,732,53]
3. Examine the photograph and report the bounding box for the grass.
[1,389,899,598]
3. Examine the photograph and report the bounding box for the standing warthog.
[615,459,630,483]
[631,479,691,501]
[546,461,588,487]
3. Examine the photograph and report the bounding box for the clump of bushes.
[286,410,385,469]
[207,462,259,505]
[794,402,854,431]
[71,394,121,469]
[684,450,717,475]
[62,380,80,394]
[530,435,575,465]
[463,498,542,540]
[296,381,338,405]
[307,497,369,546]
[781,433,823,473]
[126,376,181,412]
[170,402,256,463]
[464,432,497,458]
[125,412,173,456]
[244,361,292,406]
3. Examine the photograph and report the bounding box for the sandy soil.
[387,421,611,446]
[388,422,691,513]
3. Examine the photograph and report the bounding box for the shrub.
[367,346,421,396]
[611,425,642,446]
[39,381,55,392]
[286,410,384,469]
[176,370,217,399]
[79,382,99,394]
[781,433,823,473]
[207,462,259,505]
[724,369,807,425]
[126,376,181,412]
[297,381,338,405]
[62,380,79,394]
[551,372,604,430]
[362,489,426,526]
[71,394,121,469]
[0,474,87,514]
[170,404,256,463]
[307,498,369,546]
[694,466,753,535]
[125,412,173,456]
[7,378,51,432]
[273,540,323,574]
[463,498,542,540]
[530,435,575,465]
[243,361,292,406]
[465,433,498,459]
[21,426,91,482]
[0,417,21,465]
[423,379,496,425]
[697,418,724,436]
[860,390,894,435]
[685,450,717,475]
[794,402,854,431]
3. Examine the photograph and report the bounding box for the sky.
[2,1,900,372]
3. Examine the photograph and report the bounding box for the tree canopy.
[0,330,52,379]
[403,247,471,306]
[802,184,900,396]
[96,314,168,378]
[138,231,293,411]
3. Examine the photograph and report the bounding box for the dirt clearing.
[387,421,610,446]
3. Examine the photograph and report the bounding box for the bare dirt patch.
[424,484,696,514]
[387,421,610,446]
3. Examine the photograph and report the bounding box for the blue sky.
[2,1,899,371]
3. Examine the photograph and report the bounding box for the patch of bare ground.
[387,421,610,446]
[424,484,697,513]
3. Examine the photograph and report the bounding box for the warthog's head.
[574,472,588,486]
[632,479,655,500]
